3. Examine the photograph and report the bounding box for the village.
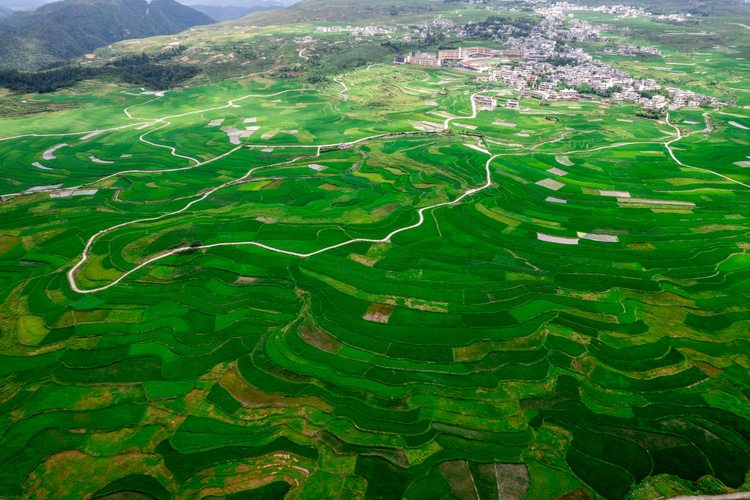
[386,2,721,113]
[292,1,722,113]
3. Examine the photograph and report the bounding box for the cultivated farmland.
[2,61,750,500]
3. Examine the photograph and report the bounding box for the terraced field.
[3,66,750,500]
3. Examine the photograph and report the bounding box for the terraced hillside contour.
[2,65,750,500]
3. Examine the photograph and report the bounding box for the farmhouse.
[474,95,497,109]
[559,89,578,99]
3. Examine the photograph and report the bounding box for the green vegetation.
[4,3,750,500]
[0,0,212,70]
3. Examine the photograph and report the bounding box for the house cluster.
[497,19,599,59]
[535,2,650,18]
[386,3,720,112]
[600,44,662,56]
[655,13,693,22]
[608,89,712,110]
[474,95,498,109]
[665,88,719,109]
[474,59,720,110]
[315,26,344,32]
[314,25,394,36]
[434,18,455,30]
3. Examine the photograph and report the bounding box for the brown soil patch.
[439,460,476,500]
[348,253,378,267]
[319,183,339,191]
[234,276,258,285]
[363,303,394,324]
[694,360,721,376]
[626,242,656,251]
[300,323,342,352]
[374,203,399,217]
[220,363,333,412]
[553,487,596,500]
[496,463,530,500]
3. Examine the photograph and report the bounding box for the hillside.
[0,0,214,70]
[219,0,441,27]
[190,3,282,22]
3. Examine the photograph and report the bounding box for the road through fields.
[14,73,738,293]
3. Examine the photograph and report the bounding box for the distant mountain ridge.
[0,0,214,71]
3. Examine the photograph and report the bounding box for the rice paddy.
[2,64,750,500]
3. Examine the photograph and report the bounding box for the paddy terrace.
[2,14,750,500]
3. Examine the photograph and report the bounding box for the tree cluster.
[0,53,197,94]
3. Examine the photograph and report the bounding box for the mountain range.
[0,0,213,70]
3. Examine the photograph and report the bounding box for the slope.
[218,0,441,28]
[190,4,282,22]
[0,0,214,70]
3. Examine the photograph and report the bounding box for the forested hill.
[0,0,214,71]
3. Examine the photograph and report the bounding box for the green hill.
[218,0,440,27]
[0,0,214,70]
[190,3,282,22]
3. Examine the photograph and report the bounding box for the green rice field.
[2,61,750,500]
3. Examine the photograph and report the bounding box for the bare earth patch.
[496,463,530,500]
[42,144,67,160]
[600,190,630,197]
[89,156,114,164]
[80,130,104,141]
[536,178,565,191]
[464,144,490,155]
[300,323,342,352]
[538,232,579,245]
[578,232,619,242]
[363,303,394,324]
[374,203,399,217]
[620,198,695,206]
[555,155,573,166]
[547,167,568,176]
[546,196,567,203]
